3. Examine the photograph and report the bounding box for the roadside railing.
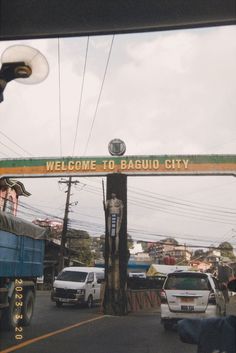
[127,289,161,312]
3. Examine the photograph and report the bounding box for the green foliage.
[192,249,207,260]
[163,237,179,245]
[67,228,93,266]
[139,241,149,252]
[218,241,235,260]
[127,234,133,248]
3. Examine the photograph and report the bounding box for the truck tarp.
[0,211,49,240]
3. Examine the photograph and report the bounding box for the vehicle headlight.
[52,287,56,292]
[77,289,85,295]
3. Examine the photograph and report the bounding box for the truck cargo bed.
[0,229,45,277]
[0,211,48,278]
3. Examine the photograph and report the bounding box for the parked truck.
[0,211,48,330]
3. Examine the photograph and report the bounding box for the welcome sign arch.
[1,154,236,315]
[1,154,236,178]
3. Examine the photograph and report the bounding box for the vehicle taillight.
[160,289,167,304]
[208,290,216,305]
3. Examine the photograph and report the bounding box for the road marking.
[0,315,105,353]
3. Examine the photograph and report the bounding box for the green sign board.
[0,155,236,178]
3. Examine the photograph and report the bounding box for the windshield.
[164,273,211,290]
[56,271,88,282]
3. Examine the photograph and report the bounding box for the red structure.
[0,178,30,215]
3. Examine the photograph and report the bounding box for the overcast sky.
[0,25,236,250]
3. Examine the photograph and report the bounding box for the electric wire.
[66,181,236,226]
[72,37,89,156]
[76,181,236,224]
[15,204,234,249]
[0,140,23,157]
[129,185,236,214]
[127,226,227,247]
[128,192,236,219]
[0,130,32,156]
[82,177,236,213]
[82,35,115,155]
[128,196,236,225]
[57,38,63,156]
[0,151,11,158]
[16,197,236,249]
[13,176,236,246]
[81,180,236,218]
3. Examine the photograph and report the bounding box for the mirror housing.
[228,278,236,292]
[97,278,104,284]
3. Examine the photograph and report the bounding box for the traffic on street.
[0,290,195,353]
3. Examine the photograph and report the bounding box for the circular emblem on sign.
[108,139,126,156]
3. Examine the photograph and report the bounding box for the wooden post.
[103,173,128,315]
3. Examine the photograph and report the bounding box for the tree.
[192,249,207,261]
[162,237,179,245]
[139,241,149,252]
[67,228,94,265]
[127,233,133,249]
[218,241,235,260]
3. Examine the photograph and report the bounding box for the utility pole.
[58,177,78,272]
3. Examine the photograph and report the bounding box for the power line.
[0,151,11,157]
[129,185,236,214]
[74,180,236,224]
[80,177,236,214]
[17,198,235,249]
[128,199,236,227]
[0,140,23,157]
[127,226,224,246]
[15,176,236,245]
[82,35,115,155]
[72,37,90,156]
[128,195,236,224]
[0,130,32,156]
[57,37,63,156]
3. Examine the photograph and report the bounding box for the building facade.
[0,178,30,215]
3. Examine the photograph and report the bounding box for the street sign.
[1,154,236,178]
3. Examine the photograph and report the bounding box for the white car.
[160,271,226,330]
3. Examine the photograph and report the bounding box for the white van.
[51,267,104,308]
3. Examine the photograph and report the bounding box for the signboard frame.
[1,154,236,178]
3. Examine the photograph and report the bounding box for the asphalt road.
[0,291,196,353]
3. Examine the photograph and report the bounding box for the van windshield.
[57,271,88,282]
[164,273,211,290]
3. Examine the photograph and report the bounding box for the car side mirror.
[97,278,104,284]
[228,278,236,292]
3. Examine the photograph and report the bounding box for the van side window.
[96,272,105,282]
[87,272,94,282]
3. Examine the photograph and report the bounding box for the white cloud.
[1,26,236,248]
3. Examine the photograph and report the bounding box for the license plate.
[181,297,194,303]
[181,305,194,311]
[59,298,71,302]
